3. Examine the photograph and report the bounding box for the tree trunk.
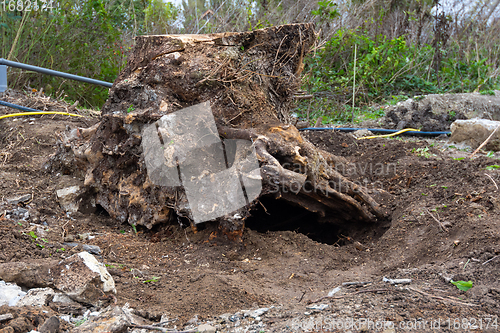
[50,23,388,239]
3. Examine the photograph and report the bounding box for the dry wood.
[48,24,388,238]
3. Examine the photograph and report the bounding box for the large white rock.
[450,118,500,151]
[49,252,116,306]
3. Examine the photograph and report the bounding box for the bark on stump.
[50,23,388,239]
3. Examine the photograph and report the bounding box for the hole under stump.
[245,195,391,246]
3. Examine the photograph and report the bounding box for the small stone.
[56,186,81,213]
[242,307,269,318]
[6,194,32,205]
[351,129,374,139]
[39,316,59,333]
[82,244,101,255]
[305,304,329,311]
[197,324,216,333]
[0,313,14,322]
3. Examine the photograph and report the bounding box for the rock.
[0,281,26,306]
[295,121,310,129]
[0,260,58,289]
[380,93,500,131]
[62,243,101,255]
[82,245,101,255]
[305,304,329,311]
[39,316,60,333]
[6,194,32,205]
[72,306,129,333]
[351,129,374,139]
[56,185,83,213]
[242,307,269,319]
[450,118,500,151]
[0,313,14,322]
[73,305,149,333]
[16,287,55,307]
[197,324,216,333]
[48,252,116,306]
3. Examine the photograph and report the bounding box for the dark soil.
[1,91,499,332]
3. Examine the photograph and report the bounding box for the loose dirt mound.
[380,91,500,131]
[1,91,499,332]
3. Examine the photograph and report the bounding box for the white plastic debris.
[328,286,342,297]
[383,277,412,285]
[0,280,26,306]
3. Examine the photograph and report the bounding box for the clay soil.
[1,92,499,332]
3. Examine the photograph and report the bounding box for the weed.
[74,319,87,327]
[143,276,160,283]
[131,224,137,234]
[450,280,473,292]
[485,165,500,170]
[412,147,435,158]
[486,151,495,158]
[452,157,465,161]
[127,105,135,113]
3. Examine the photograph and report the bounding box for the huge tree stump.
[50,23,388,238]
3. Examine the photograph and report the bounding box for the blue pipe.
[0,58,113,88]
[299,127,450,136]
[0,100,46,113]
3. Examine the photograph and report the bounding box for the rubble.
[49,252,116,306]
[449,118,500,151]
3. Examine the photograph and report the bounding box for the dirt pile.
[379,91,500,131]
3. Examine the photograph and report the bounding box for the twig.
[293,94,313,100]
[469,124,500,159]
[298,291,306,303]
[424,208,448,232]
[308,289,392,304]
[482,255,499,265]
[484,173,498,190]
[407,287,479,307]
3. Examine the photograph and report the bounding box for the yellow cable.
[357,128,421,140]
[0,111,84,120]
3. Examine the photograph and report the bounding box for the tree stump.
[50,23,388,239]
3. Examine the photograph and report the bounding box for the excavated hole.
[246,196,391,245]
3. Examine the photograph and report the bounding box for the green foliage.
[311,1,339,22]
[412,147,435,158]
[1,0,132,109]
[485,165,500,170]
[143,276,160,283]
[450,280,473,292]
[297,0,500,123]
[144,0,178,34]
